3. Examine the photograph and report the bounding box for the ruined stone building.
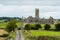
[24,8,54,24]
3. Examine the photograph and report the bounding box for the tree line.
[24,23,60,31]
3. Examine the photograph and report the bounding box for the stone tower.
[35,8,39,19]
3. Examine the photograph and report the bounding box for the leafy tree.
[30,24,35,30]
[44,24,51,30]
[55,23,60,31]
[5,19,17,33]
[58,19,60,21]
[34,24,42,30]
[24,24,31,30]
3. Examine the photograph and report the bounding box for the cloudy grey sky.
[0,0,60,19]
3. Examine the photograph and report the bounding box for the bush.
[18,28,21,30]
[55,23,60,31]
[0,34,9,37]
[34,24,42,30]
[24,24,31,30]
[44,24,51,30]
[30,24,35,30]
[24,24,42,30]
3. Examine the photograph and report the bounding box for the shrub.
[55,23,60,31]
[18,28,21,30]
[24,24,31,30]
[34,24,42,30]
[0,34,9,37]
[30,24,35,30]
[44,24,51,30]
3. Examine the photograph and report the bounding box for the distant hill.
[0,17,23,22]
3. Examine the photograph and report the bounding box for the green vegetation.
[24,24,42,30]
[0,22,23,28]
[5,20,17,32]
[10,32,16,40]
[24,23,60,40]
[30,30,60,36]
[1,19,60,40]
[0,34,9,37]
[0,20,23,40]
[16,22,24,28]
[44,24,51,30]
[4,19,17,40]
[34,24,42,30]
[24,24,55,30]
[55,23,60,31]
[23,30,60,40]
[0,23,7,28]
[24,24,31,30]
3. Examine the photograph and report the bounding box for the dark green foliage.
[24,24,42,30]
[5,19,17,32]
[30,26,35,30]
[24,24,31,30]
[55,23,60,31]
[44,24,51,30]
[34,24,42,30]
[18,28,21,30]
[30,25,35,30]
[58,19,60,21]
[0,34,9,37]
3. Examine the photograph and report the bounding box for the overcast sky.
[0,0,60,19]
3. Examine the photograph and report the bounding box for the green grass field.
[16,22,24,28]
[23,24,60,40]
[30,30,60,36]
[0,23,7,28]
[0,22,23,28]
[23,30,60,40]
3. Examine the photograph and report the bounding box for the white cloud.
[0,0,59,18]
[0,0,60,6]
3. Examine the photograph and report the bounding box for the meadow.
[30,30,60,36]
[23,24,60,40]
[0,22,23,28]
[0,23,7,28]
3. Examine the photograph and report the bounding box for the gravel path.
[16,23,27,40]
[16,30,24,40]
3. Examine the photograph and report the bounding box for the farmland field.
[30,30,60,36]
[0,23,7,28]
[23,30,60,40]
[23,24,60,40]
[0,22,23,28]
